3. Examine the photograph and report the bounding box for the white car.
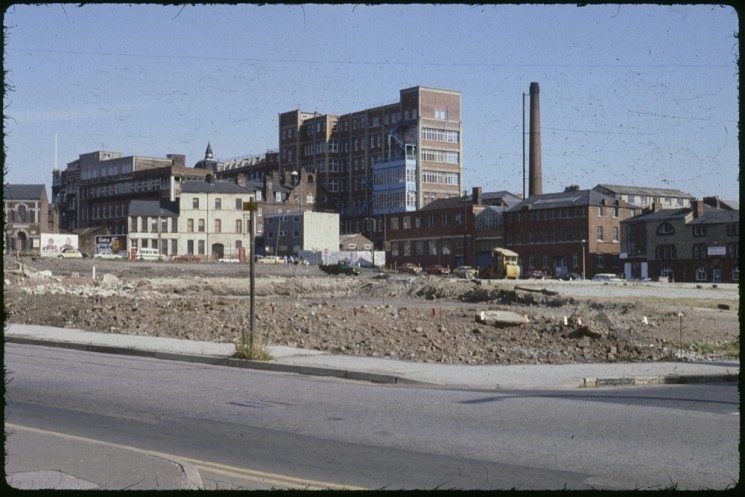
[94,252,123,259]
[592,273,623,282]
[453,266,479,279]
[257,255,284,264]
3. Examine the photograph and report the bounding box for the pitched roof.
[129,199,179,217]
[180,180,251,194]
[4,184,47,200]
[622,204,738,225]
[508,189,633,211]
[594,184,692,198]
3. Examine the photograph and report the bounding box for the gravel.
[3,256,739,365]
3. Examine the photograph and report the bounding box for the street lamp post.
[581,239,587,280]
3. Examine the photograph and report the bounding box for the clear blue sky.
[3,3,740,201]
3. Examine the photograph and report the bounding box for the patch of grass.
[233,343,273,361]
[682,340,740,358]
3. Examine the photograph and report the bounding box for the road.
[5,344,739,490]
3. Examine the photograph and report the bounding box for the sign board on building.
[707,246,726,256]
[40,233,79,257]
[242,201,258,212]
[95,235,128,257]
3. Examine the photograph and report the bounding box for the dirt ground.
[3,255,740,365]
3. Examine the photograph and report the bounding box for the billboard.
[40,233,79,257]
[95,235,128,257]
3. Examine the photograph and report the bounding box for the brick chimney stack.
[472,186,482,205]
[528,82,542,196]
[692,199,704,218]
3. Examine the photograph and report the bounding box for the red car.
[425,264,450,275]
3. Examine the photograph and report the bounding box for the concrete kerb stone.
[582,373,739,388]
[6,336,406,385]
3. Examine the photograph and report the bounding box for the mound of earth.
[3,256,739,365]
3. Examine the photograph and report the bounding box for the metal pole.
[249,209,256,352]
[581,239,586,280]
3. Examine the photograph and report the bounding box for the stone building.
[126,178,257,261]
[3,184,49,254]
[620,197,739,283]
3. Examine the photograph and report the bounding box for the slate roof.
[128,199,179,217]
[420,190,521,211]
[595,184,692,198]
[508,189,633,211]
[622,204,738,225]
[4,184,47,200]
[180,180,251,194]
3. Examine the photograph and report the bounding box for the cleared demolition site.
[3,257,739,365]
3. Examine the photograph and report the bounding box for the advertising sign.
[40,233,79,257]
[95,235,128,257]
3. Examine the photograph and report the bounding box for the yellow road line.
[6,423,367,491]
[180,456,367,490]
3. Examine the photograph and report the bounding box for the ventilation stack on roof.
[528,82,542,196]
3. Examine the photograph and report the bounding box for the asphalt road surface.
[5,344,739,490]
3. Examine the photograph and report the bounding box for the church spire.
[205,142,214,160]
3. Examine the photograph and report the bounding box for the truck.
[479,247,521,280]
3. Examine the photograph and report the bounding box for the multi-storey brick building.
[276,86,463,249]
[3,184,49,254]
[620,197,739,283]
[385,187,520,269]
[52,150,210,234]
[505,189,638,278]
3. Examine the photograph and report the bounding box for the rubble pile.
[3,258,739,365]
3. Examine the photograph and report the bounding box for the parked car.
[592,273,623,282]
[398,263,423,274]
[425,264,450,275]
[319,262,360,276]
[58,248,83,259]
[555,272,583,281]
[171,254,201,263]
[257,255,284,264]
[521,269,547,280]
[453,265,478,279]
[94,252,123,260]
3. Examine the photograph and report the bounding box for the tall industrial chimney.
[528,82,542,196]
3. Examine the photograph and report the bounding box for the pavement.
[4,323,740,490]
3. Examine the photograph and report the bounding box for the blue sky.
[3,3,740,201]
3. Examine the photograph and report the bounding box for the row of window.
[80,163,134,180]
[389,211,465,230]
[656,243,738,260]
[507,227,618,244]
[659,266,739,282]
[390,238,461,257]
[129,216,253,235]
[189,197,252,210]
[83,177,163,199]
[421,128,459,143]
[421,148,459,164]
[4,204,38,224]
[373,191,417,211]
[525,252,620,270]
[657,222,738,237]
[421,170,459,185]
